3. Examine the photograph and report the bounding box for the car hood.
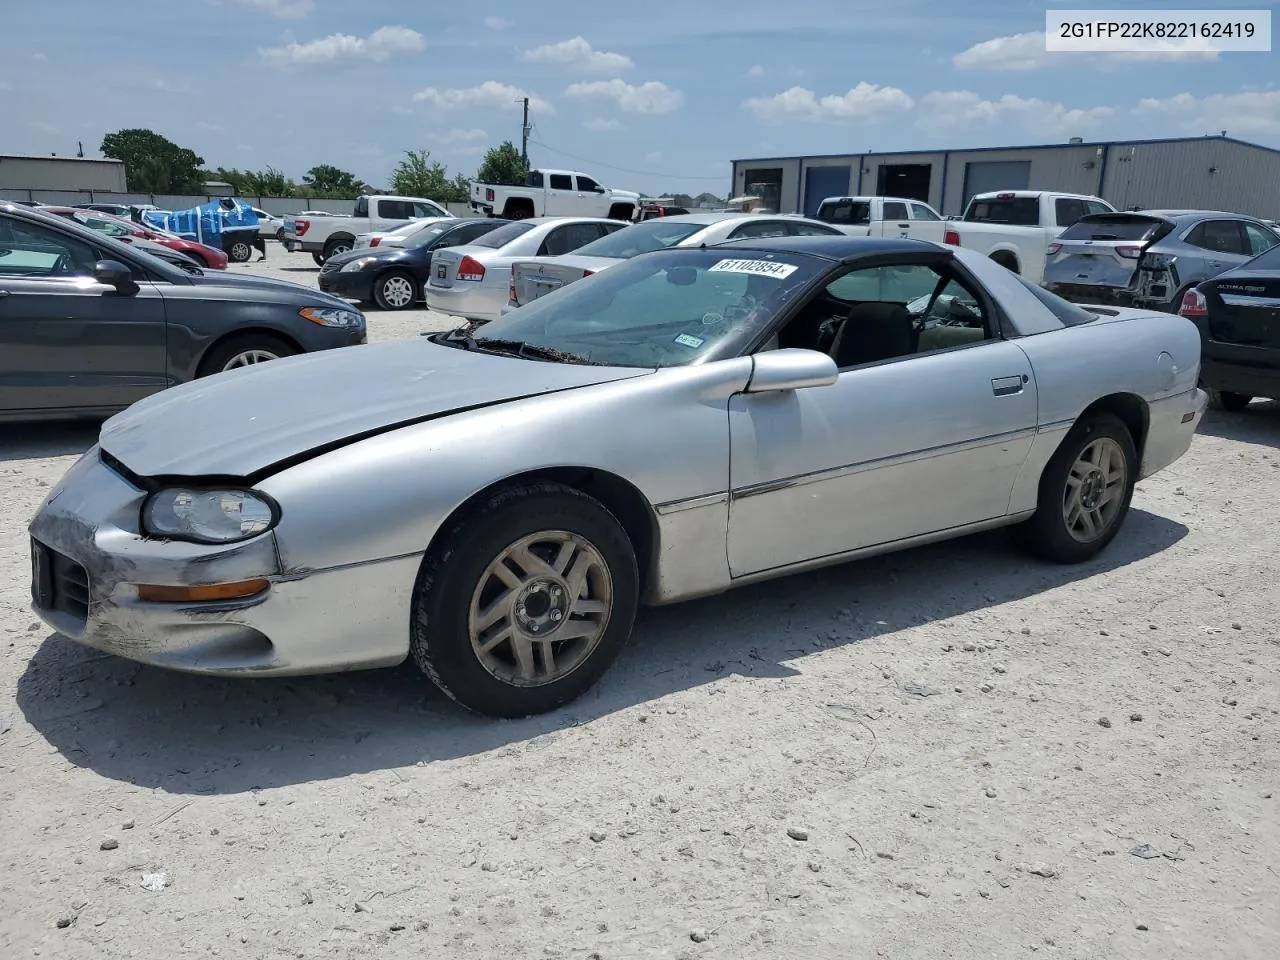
[183,270,353,304]
[98,338,650,480]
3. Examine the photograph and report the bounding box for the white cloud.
[196,120,228,134]
[260,26,424,67]
[583,117,623,131]
[645,151,663,164]
[231,0,314,19]
[152,78,192,94]
[742,82,914,124]
[565,79,682,114]
[484,15,514,30]
[522,36,633,72]
[919,90,1114,134]
[29,120,58,133]
[31,52,48,62]
[413,80,554,114]
[747,64,766,77]
[1137,90,1280,136]
[431,127,489,144]
[953,31,1218,70]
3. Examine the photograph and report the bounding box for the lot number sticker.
[708,258,798,280]
[673,333,705,349]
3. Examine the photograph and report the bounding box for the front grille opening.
[32,539,91,623]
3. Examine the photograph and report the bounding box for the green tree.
[242,166,297,197]
[389,149,454,201]
[303,164,365,196]
[476,141,528,185]
[100,128,205,193]
[448,171,472,202]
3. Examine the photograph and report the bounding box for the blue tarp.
[142,198,259,244]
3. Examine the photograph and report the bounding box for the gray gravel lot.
[1,247,1277,957]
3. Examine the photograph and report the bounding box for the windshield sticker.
[701,312,723,325]
[673,333,705,349]
[708,258,798,280]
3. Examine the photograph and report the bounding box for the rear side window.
[528,171,544,188]
[549,174,573,190]
[1058,215,1169,242]
[353,197,369,217]
[816,199,870,225]
[964,197,1039,226]
[471,220,538,249]
[1015,277,1098,326]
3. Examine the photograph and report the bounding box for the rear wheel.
[322,238,353,262]
[198,333,298,377]
[410,482,639,718]
[373,270,418,310]
[1013,412,1137,564]
[1210,390,1252,412]
[226,238,253,263]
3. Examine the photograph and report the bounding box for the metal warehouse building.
[731,135,1280,221]
[0,154,127,194]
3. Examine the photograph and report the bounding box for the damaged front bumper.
[27,447,414,676]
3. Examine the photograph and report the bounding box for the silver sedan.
[29,235,1206,718]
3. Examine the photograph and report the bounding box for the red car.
[39,207,229,269]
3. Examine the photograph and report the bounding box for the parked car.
[319,218,508,310]
[26,235,1206,718]
[0,202,366,421]
[283,195,454,265]
[39,207,229,269]
[469,168,639,221]
[1179,242,1280,411]
[814,195,948,242]
[353,217,452,251]
[1044,211,1280,310]
[506,213,843,310]
[73,202,159,219]
[426,217,628,322]
[942,190,1116,283]
[636,202,691,221]
[251,207,285,240]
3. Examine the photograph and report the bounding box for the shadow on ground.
[16,509,1187,795]
[0,422,100,463]
[1196,398,1280,449]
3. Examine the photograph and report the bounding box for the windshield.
[404,223,454,248]
[1240,244,1280,272]
[569,219,709,259]
[471,220,538,249]
[466,248,826,368]
[384,219,428,237]
[1058,215,1168,242]
[964,197,1039,226]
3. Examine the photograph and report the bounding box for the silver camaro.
[28,235,1207,718]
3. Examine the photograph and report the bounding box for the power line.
[526,138,726,181]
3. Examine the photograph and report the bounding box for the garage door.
[961,161,1031,209]
[803,166,851,217]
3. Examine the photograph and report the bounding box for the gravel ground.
[1,248,1277,958]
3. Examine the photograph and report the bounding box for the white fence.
[0,188,475,218]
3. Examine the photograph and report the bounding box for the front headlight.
[299,306,364,328]
[142,488,277,544]
[340,257,378,273]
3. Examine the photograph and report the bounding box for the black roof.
[712,234,942,262]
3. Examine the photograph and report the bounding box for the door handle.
[897,222,910,228]
[992,375,1026,397]
[0,289,9,298]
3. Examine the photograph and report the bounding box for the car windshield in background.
[469,248,826,368]
[404,223,453,248]
[470,220,538,249]
[816,199,871,225]
[965,197,1039,225]
[569,219,708,259]
[1240,244,1280,272]
[1058,215,1169,242]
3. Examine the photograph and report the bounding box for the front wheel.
[1012,412,1137,564]
[1210,390,1252,412]
[410,482,639,718]
[198,334,298,377]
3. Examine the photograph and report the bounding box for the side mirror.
[745,348,838,393]
[93,260,138,294]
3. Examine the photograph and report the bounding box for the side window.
[353,197,369,217]
[1085,200,1112,217]
[538,222,606,256]
[548,174,573,190]
[1055,198,1087,226]
[600,221,627,236]
[576,176,600,192]
[0,217,99,278]
[1242,222,1280,256]
[529,171,544,188]
[881,201,909,221]
[79,217,132,238]
[910,203,942,221]
[457,223,496,244]
[378,199,416,219]
[727,220,790,240]
[1187,220,1246,255]
[412,201,447,218]
[788,221,842,236]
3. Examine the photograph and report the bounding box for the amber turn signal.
[136,579,270,603]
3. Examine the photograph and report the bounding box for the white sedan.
[354,217,452,251]
[426,217,628,322]
[506,213,843,311]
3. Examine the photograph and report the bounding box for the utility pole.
[76,140,84,158]
[520,97,530,165]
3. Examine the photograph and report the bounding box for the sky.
[2,0,1277,196]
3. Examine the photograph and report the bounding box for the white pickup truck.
[283,194,454,265]
[469,168,640,222]
[942,190,1115,284]
[812,195,948,242]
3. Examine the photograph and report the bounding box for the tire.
[373,270,419,311]
[275,227,286,242]
[226,238,253,263]
[312,252,326,267]
[1012,412,1137,564]
[322,238,353,262]
[503,203,534,221]
[1209,390,1252,411]
[198,333,298,377]
[410,482,640,718]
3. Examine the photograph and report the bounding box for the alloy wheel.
[222,349,280,371]
[1062,437,1127,543]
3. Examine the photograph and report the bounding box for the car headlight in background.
[340,257,379,273]
[299,306,364,328]
[142,488,277,543]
